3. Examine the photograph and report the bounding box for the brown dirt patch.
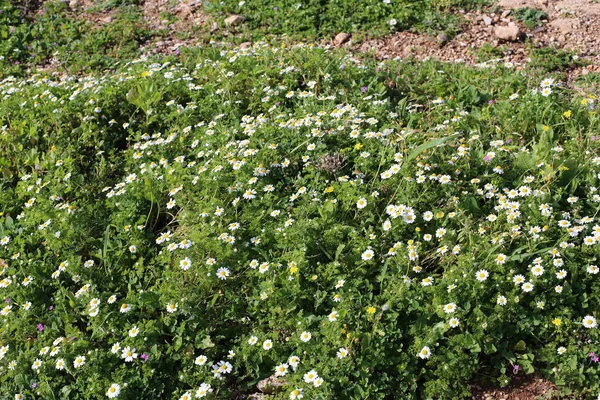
[330,3,600,80]
[498,0,600,16]
[471,375,564,399]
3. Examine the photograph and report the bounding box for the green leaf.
[484,342,497,354]
[460,195,481,215]
[519,359,535,374]
[335,243,345,261]
[360,332,371,349]
[514,340,526,352]
[174,336,183,351]
[200,336,215,349]
[139,291,160,308]
[406,133,460,163]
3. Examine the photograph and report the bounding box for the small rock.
[257,376,285,395]
[239,41,252,49]
[100,16,113,24]
[248,394,267,400]
[210,22,218,32]
[160,19,170,25]
[548,18,580,34]
[483,15,493,25]
[581,68,590,75]
[178,4,194,18]
[436,32,449,46]
[501,10,511,18]
[224,14,245,26]
[537,0,548,5]
[334,32,351,45]
[494,25,522,41]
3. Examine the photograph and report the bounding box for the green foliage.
[474,43,506,63]
[0,40,600,400]
[529,46,588,73]
[513,7,548,29]
[204,0,488,39]
[0,1,150,78]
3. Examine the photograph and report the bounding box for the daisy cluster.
[0,41,599,399]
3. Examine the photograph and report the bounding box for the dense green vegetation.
[2,1,600,399]
[205,0,488,39]
[0,1,149,77]
[0,42,599,399]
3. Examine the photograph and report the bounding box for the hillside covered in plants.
[2,1,600,400]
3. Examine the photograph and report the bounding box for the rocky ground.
[349,0,600,79]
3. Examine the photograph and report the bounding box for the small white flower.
[128,326,140,337]
[475,269,489,282]
[195,355,207,365]
[106,383,121,398]
[262,339,273,350]
[121,346,138,362]
[522,282,534,292]
[443,303,457,314]
[73,355,86,368]
[583,315,597,329]
[418,346,431,359]
[337,347,348,358]
[361,249,374,261]
[299,331,312,342]
[274,363,289,377]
